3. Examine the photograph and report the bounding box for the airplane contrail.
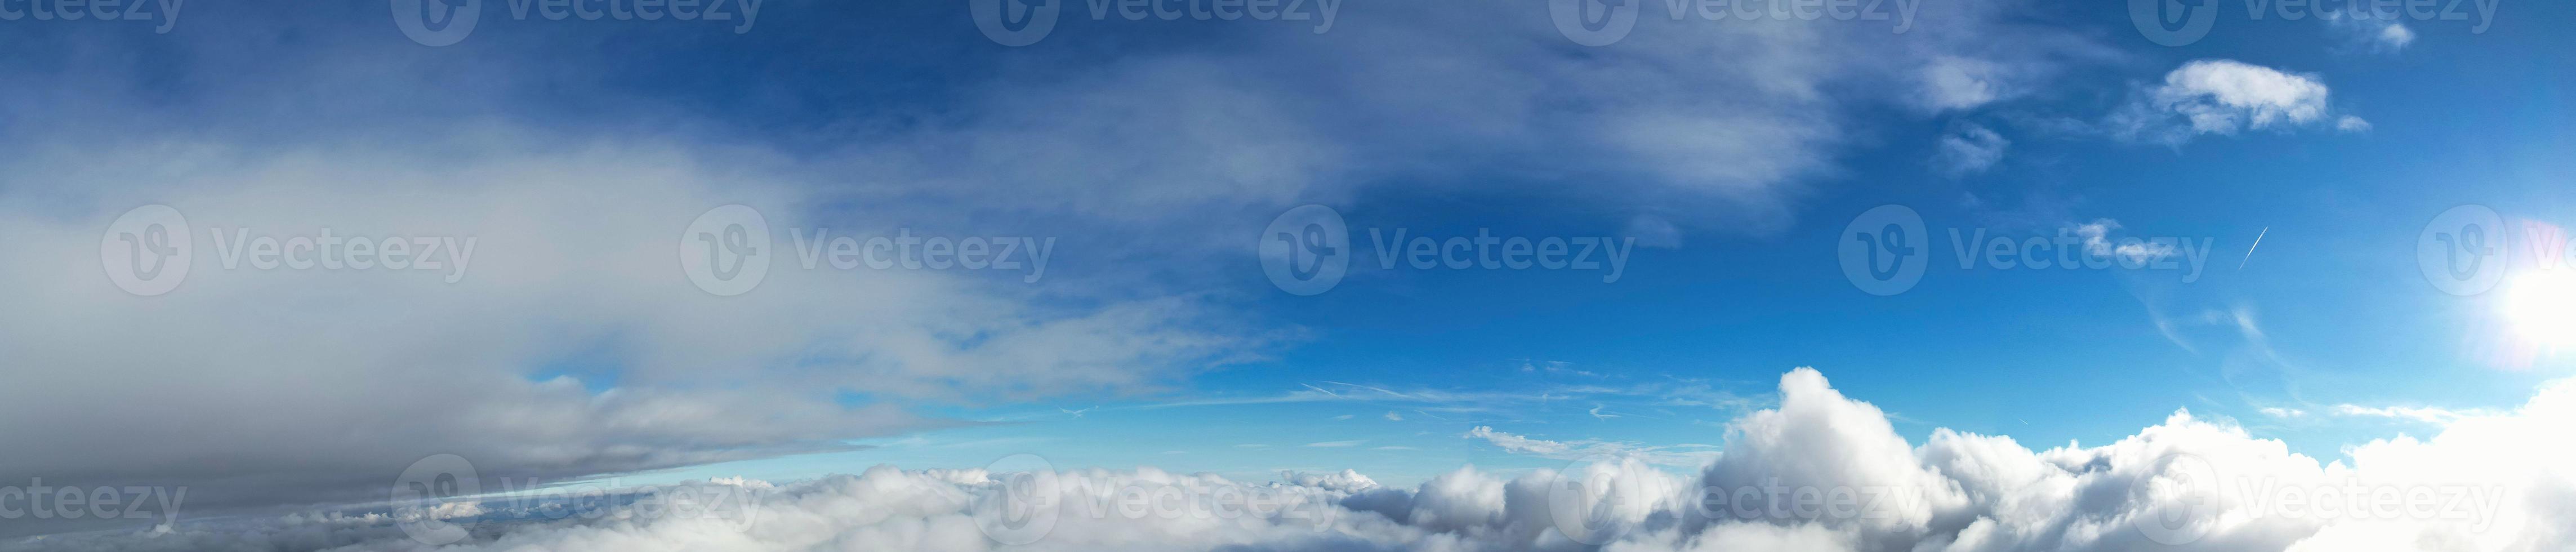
[2239,226,2269,270]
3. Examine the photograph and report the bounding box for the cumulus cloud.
[23,367,2571,552]
[2111,60,2359,145]
[1284,469,1383,493]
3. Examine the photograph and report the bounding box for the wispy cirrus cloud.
[1461,426,1717,468]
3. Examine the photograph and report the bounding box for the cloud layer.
[17,368,2571,552]
[0,132,1258,533]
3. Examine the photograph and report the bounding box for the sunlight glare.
[2502,270,2576,350]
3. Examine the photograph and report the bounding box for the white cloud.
[2327,15,2415,54]
[1522,360,1605,377]
[1464,425,1576,456]
[2330,404,2492,425]
[1935,123,2011,176]
[2111,60,2355,144]
[1918,56,2009,112]
[1464,426,1714,468]
[1624,215,1684,250]
[1282,469,1380,493]
[2377,23,2419,50]
[1384,411,1405,421]
[20,367,2575,552]
[2074,219,2179,265]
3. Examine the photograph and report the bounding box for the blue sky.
[554,0,2576,487]
[6,0,2576,544]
